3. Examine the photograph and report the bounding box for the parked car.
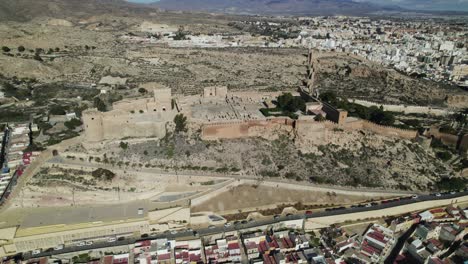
[434,193,442,197]
[365,203,372,208]
[208,225,216,229]
[77,242,85,247]
[85,241,93,246]
[53,244,64,251]
[273,215,280,220]
[170,230,178,235]
[107,237,117,242]
[224,223,232,228]
[412,195,419,199]
[305,210,313,215]
[32,249,41,255]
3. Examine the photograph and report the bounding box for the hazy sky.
[126,0,468,11]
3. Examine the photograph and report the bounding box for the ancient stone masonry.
[201,118,294,140]
[425,126,468,153]
[82,85,176,142]
[202,117,418,142]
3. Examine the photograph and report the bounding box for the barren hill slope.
[155,0,402,15]
[0,0,154,21]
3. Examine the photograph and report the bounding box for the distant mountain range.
[0,0,466,22]
[153,0,403,16]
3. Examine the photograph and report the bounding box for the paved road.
[21,190,468,261]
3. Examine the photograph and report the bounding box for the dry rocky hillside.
[314,54,466,107]
[0,6,464,105]
[107,130,450,192]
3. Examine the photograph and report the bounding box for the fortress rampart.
[425,126,468,152]
[202,117,418,141]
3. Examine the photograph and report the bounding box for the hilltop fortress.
[82,83,419,145]
[82,84,176,142]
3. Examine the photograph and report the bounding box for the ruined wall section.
[201,118,294,140]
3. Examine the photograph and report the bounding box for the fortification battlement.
[360,120,418,134]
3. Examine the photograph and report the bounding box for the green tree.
[119,141,128,150]
[436,151,452,162]
[94,97,107,112]
[277,93,294,109]
[319,91,338,105]
[174,113,188,133]
[314,114,326,121]
[173,28,187,40]
[33,53,43,62]
[1,46,10,52]
[49,105,67,115]
[369,106,395,126]
[64,118,83,130]
[138,88,147,94]
[276,93,306,112]
[17,46,25,52]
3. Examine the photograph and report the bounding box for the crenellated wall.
[359,120,418,139]
[202,117,418,141]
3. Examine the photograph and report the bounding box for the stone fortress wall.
[202,117,418,142]
[201,118,294,140]
[82,83,176,142]
[350,99,453,116]
[425,126,468,152]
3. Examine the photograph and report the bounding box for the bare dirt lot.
[13,165,226,208]
[191,183,393,214]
